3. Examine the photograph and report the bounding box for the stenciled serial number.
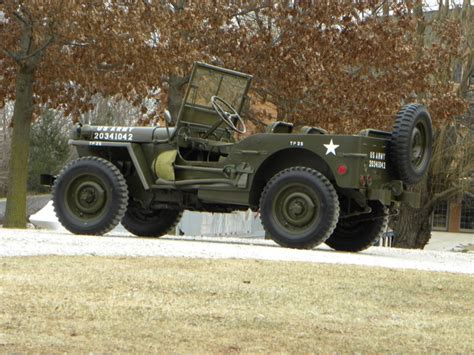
[93,132,133,141]
[369,160,386,169]
[368,151,386,169]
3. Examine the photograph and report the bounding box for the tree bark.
[459,2,473,98]
[3,65,35,228]
[414,0,425,48]
[167,75,188,124]
[383,1,390,17]
[390,177,434,249]
[276,103,289,121]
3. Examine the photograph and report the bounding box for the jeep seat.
[265,121,294,133]
[299,126,328,135]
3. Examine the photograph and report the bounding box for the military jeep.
[48,62,433,252]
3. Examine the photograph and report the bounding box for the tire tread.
[388,103,432,184]
[326,203,388,252]
[259,166,339,249]
[52,156,128,235]
[122,209,183,238]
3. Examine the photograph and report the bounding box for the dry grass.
[1,256,473,353]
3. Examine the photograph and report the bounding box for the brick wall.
[448,200,462,233]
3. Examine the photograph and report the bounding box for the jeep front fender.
[69,140,153,190]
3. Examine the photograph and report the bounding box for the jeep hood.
[73,125,174,142]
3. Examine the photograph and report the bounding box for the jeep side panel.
[180,133,391,206]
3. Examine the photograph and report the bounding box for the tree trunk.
[383,1,390,17]
[390,177,434,249]
[459,1,473,98]
[414,0,425,47]
[3,66,35,229]
[167,75,188,124]
[276,103,289,121]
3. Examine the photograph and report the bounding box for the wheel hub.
[274,186,319,232]
[282,192,315,226]
[411,125,426,168]
[73,181,106,214]
[289,201,304,215]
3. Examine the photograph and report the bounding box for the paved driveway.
[1,229,473,274]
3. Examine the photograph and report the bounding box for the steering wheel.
[211,96,246,134]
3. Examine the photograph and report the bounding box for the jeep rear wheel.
[259,167,339,249]
[122,205,183,237]
[52,157,128,235]
[389,104,433,185]
[325,201,388,252]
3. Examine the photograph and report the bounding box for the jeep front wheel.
[122,205,183,237]
[52,157,128,235]
[259,167,339,249]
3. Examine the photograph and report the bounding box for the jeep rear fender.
[249,148,335,208]
[69,140,153,190]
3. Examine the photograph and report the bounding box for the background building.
[433,195,474,233]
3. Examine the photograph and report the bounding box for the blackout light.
[337,164,348,175]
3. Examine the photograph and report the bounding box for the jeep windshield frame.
[175,62,253,130]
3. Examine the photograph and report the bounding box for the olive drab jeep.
[46,62,433,252]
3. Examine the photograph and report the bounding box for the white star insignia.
[324,139,339,156]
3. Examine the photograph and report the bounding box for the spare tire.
[388,104,433,185]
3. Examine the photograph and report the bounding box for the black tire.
[325,201,388,252]
[122,205,183,237]
[389,103,433,185]
[52,157,128,235]
[259,167,339,249]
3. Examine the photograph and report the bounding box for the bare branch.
[233,4,273,19]
[424,185,462,211]
[2,33,54,66]
[12,11,28,26]
[21,6,33,26]
[96,63,123,71]
[23,35,54,63]
[63,40,90,47]
[254,10,264,31]
[1,48,21,64]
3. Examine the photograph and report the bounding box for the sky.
[424,0,470,10]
